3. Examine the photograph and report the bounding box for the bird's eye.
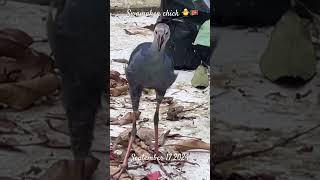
[155,31,158,34]
[165,32,168,35]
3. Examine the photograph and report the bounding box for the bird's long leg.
[154,90,165,155]
[112,111,139,179]
[154,102,160,155]
[112,85,142,179]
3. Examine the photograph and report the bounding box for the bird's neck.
[151,40,166,55]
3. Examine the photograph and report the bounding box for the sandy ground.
[110,14,210,179]
[212,27,320,180]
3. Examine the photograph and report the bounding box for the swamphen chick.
[112,23,177,179]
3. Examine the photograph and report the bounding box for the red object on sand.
[147,171,162,180]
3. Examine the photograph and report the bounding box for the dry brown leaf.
[142,24,156,31]
[0,73,59,110]
[114,127,169,149]
[0,28,33,47]
[166,106,184,121]
[132,143,152,159]
[112,58,129,64]
[124,28,152,36]
[0,37,30,58]
[16,51,54,80]
[110,70,120,81]
[0,51,54,82]
[110,79,117,88]
[38,157,99,180]
[111,112,140,126]
[137,140,149,150]
[114,129,132,146]
[165,139,210,153]
[110,85,128,97]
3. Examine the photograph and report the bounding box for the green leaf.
[260,11,316,82]
[191,64,209,88]
[193,20,210,47]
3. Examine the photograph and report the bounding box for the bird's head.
[153,23,170,52]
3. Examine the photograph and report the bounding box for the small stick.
[156,158,173,180]
[215,123,320,164]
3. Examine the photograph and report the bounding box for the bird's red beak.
[158,36,164,51]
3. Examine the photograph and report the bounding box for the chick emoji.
[182,8,189,16]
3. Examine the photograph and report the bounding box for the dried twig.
[215,123,320,164]
[156,158,173,180]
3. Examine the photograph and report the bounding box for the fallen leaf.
[110,112,140,126]
[146,171,161,180]
[142,24,155,31]
[165,139,210,153]
[0,36,30,58]
[132,143,152,159]
[110,85,128,97]
[114,128,169,149]
[16,51,54,80]
[0,73,59,110]
[166,106,184,121]
[112,58,129,64]
[0,28,33,47]
[124,28,152,36]
[114,129,132,146]
[38,157,99,180]
[110,70,121,81]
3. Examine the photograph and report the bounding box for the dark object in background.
[213,0,291,26]
[157,0,210,70]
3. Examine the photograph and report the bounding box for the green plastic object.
[193,20,210,47]
[260,10,316,82]
[191,64,209,88]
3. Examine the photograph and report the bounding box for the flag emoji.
[191,10,199,16]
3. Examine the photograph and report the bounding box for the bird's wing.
[128,42,152,65]
[126,42,152,81]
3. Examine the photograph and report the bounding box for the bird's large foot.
[111,164,128,180]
